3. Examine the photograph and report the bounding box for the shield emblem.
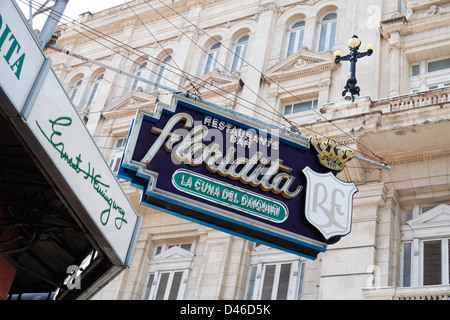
[303,167,358,240]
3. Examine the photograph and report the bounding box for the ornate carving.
[426,5,444,16]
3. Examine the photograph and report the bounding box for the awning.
[0,0,141,299]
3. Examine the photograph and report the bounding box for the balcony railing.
[372,87,450,113]
[362,285,450,300]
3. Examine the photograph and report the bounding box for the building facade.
[47,0,450,300]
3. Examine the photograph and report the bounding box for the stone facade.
[47,0,450,300]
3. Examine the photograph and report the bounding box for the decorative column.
[387,34,402,97]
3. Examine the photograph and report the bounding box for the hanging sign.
[120,94,357,260]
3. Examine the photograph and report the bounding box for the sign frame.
[119,94,353,260]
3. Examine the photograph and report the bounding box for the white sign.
[303,167,357,240]
[0,0,45,114]
[26,69,140,265]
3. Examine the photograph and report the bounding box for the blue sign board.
[119,94,357,260]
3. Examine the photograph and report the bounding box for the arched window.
[231,35,249,73]
[69,79,82,102]
[203,42,221,75]
[286,21,305,57]
[318,13,337,52]
[131,62,148,91]
[154,55,172,91]
[86,73,103,109]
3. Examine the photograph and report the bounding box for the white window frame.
[69,79,82,102]
[409,56,450,92]
[203,42,221,75]
[154,56,172,91]
[85,73,104,109]
[131,61,148,92]
[109,138,126,173]
[283,99,318,115]
[400,204,450,287]
[318,13,337,52]
[231,35,249,73]
[286,21,305,57]
[143,241,196,300]
[146,269,190,300]
[245,244,306,300]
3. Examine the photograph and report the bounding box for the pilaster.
[318,182,387,299]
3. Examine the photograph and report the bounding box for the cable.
[23,0,385,166]
[141,0,291,124]
[122,0,348,144]
[122,0,203,97]
[21,0,289,126]
[26,0,313,132]
[153,0,385,162]
[120,1,351,146]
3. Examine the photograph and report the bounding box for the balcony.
[362,285,450,300]
[371,86,450,113]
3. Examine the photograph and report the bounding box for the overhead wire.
[20,0,185,91]
[127,0,381,163]
[21,0,298,130]
[122,0,203,97]
[140,0,293,126]
[122,0,358,152]
[23,0,386,166]
[152,0,385,163]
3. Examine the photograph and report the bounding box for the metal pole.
[355,155,391,171]
[38,0,69,49]
[48,44,179,94]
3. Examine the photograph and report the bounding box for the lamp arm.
[355,50,373,59]
[335,54,352,63]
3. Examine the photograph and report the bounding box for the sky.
[18,0,127,29]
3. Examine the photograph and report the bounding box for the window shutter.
[155,273,169,300]
[168,271,183,300]
[403,243,412,287]
[261,265,275,299]
[448,241,450,284]
[246,266,257,300]
[276,264,291,300]
[423,240,442,285]
[144,274,154,299]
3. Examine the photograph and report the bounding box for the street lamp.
[334,35,374,102]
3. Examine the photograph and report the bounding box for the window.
[231,35,249,73]
[155,55,172,91]
[401,204,450,287]
[203,42,221,75]
[245,244,306,300]
[151,270,187,300]
[131,62,148,91]
[284,100,318,115]
[411,65,420,77]
[399,0,407,14]
[69,80,82,102]
[318,13,337,52]
[286,21,305,57]
[428,58,450,73]
[86,74,104,109]
[409,57,450,92]
[423,240,443,285]
[144,242,195,300]
[109,138,126,173]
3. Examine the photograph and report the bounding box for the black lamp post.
[334,35,374,102]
